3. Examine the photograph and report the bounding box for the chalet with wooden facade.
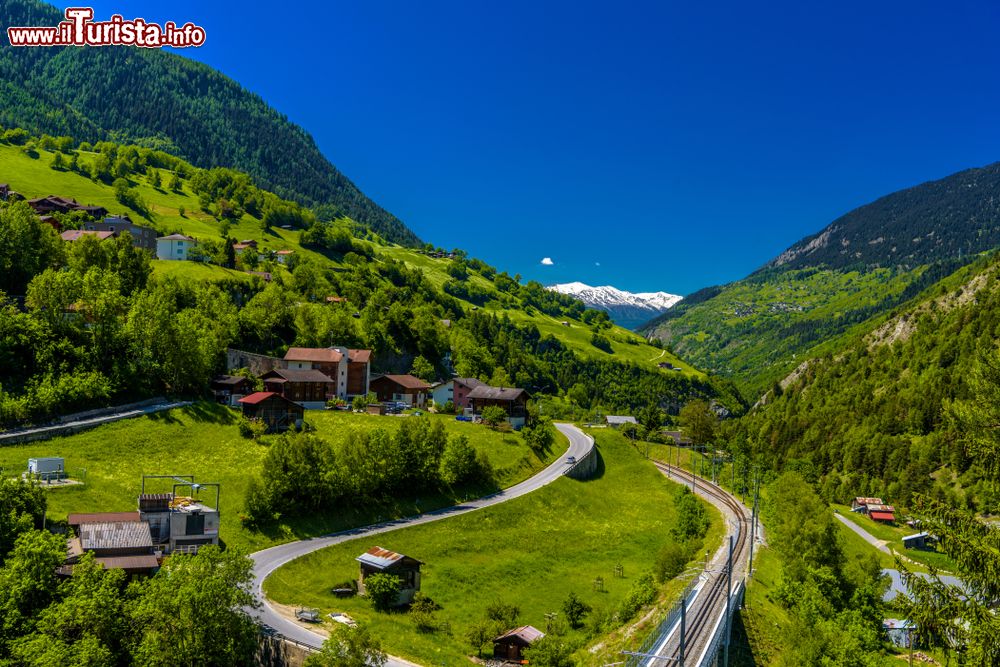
[211,375,255,406]
[370,374,431,407]
[283,346,371,400]
[493,626,545,661]
[261,369,335,409]
[28,195,107,218]
[238,391,304,430]
[467,386,530,428]
[356,546,423,606]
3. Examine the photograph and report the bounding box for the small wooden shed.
[493,625,545,661]
[356,546,423,606]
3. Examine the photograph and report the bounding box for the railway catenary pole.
[724,534,733,667]
[679,596,686,667]
[748,471,757,579]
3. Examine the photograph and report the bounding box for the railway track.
[646,461,753,667]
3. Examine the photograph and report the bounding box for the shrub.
[617,573,658,621]
[238,416,268,440]
[562,591,592,629]
[481,405,508,428]
[364,573,401,612]
[440,399,456,414]
[653,541,694,584]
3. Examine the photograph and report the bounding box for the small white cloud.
[595,262,601,267]
[540,257,554,266]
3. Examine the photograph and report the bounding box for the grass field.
[264,429,722,666]
[0,403,558,553]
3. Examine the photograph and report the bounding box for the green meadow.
[264,429,723,665]
[0,404,557,553]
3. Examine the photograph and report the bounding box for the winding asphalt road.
[249,422,594,663]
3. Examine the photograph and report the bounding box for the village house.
[156,233,194,260]
[211,374,255,406]
[238,391,304,430]
[83,215,157,253]
[275,249,294,264]
[232,239,258,255]
[467,385,531,428]
[851,497,895,522]
[60,229,115,243]
[28,195,107,218]
[325,296,347,305]
[261,368,336,409]
[61,517,159,577]
[356,546,423,606]
[283,346,372,399]
[606,415,638,427]
[430,377,484,410]
[850,497,884,512]
[493,626,545,661]
[137,480,220,555]
[902,532,934,550]
[370,374,431,407]
[663,430,693,446]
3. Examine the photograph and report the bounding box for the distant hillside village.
[221,345,531,432]
[0,187,296,268]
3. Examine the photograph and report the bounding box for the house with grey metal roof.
[606,415,638,426]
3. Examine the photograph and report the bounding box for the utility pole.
[724,534,733,667]
[679,596,686,667]
[748,470,758,577]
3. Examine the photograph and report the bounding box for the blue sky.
[83,1,1000,294]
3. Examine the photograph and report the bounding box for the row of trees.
[244,419,495,525]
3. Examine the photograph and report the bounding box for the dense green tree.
[128,546,258,667]
[0,530,65,653]
[304,625,387,667]
[0,478,46,563]
[679,399,716,445]
[10,553,128,666]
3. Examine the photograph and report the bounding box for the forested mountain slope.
[727,252,1000,513]
[0,0,419,246]
[641,161,1000,398]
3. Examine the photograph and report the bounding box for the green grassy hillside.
[0,140,699,382]
[0,404,556,553]
[264,429,722,665]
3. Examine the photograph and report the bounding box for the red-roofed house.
[238,391,304,431]
[283,346,371,399]
[369,374,431,407]
[275,249,295,264]
[261,368,336,409]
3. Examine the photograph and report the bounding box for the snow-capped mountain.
[548,282,683,330]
